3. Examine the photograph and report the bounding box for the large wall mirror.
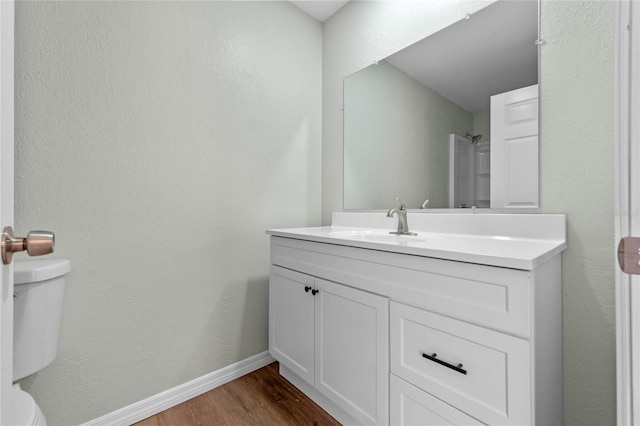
[343,0,539,210]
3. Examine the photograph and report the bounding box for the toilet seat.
[10,384,47,426]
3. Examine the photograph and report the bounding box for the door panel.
[269,266,315,385]
[491,84,539,208]
[505,135,539,205]
[314,278,389,426]
[0,1,14,423]
[615,2,640,424]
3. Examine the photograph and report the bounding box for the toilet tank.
[13,259,71,382]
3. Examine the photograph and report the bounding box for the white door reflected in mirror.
[490,84,539,209]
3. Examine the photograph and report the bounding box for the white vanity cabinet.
[269,264,389,426]
[268,213,565,426]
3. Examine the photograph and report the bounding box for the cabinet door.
[269,266,315,385]
[314,278,389,426]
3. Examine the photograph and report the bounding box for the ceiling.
[290,0,350,22]
[385,0,538,113]
[289,0,537,113]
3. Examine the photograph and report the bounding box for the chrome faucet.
[387,198,417,236]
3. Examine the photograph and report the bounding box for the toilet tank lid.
[14,259,71,285]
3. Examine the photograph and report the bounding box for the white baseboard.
[81,351,275,426]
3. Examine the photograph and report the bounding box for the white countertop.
[267,212,567,270]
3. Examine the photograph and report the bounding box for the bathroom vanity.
[267,212,566,426]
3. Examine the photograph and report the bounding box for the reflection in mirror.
[343,0,538,210]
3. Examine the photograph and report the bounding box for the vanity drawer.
[390,301,531,425]
[390,374,483,426]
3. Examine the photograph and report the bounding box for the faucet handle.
[394,197,407,211]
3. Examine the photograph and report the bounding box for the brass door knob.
[1,226,55,265]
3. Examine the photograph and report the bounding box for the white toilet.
[10,259,71,426]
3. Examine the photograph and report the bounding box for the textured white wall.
[539,1,615,425]
[14,2,321,424]
[323,1,615,424]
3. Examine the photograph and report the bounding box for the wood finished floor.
[134,362,341,426]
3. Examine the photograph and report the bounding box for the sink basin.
[328,230,428,244]
[356,234,428,243]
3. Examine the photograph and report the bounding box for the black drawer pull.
[422,352,467,375]
[304,286,311,293]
